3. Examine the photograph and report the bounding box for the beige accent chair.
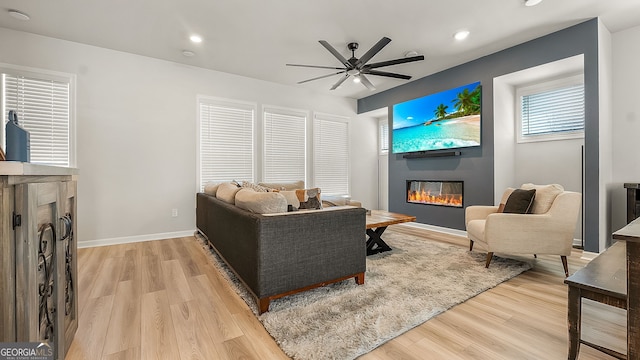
[465,184,581,277]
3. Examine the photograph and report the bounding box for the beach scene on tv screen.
[392,81,481,153]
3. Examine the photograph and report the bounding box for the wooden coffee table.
[366,210,416,255]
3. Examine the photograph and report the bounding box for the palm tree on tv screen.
[453,85,481,116]
[434,104,448,119]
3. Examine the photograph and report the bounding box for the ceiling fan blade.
[365,55,425,69]
[358,74,376,91]
[319,40,350,67]
[286,64,345,70]
[355,37,391,67]
[330,74,350,90]
[298,71,346,84]
[363,70,412,80]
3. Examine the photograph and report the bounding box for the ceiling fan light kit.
[287,37,424,91]
[524,0,543,7]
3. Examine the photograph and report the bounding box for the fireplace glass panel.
[407,180,463,207]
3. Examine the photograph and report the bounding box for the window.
[1,65,75,166]
[263,107,307,183]
[198,97,255,190]
[517,75,584,143]
[313,113,349,196]
[379,118,389,154]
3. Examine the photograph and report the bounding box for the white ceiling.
[1,0,639,100]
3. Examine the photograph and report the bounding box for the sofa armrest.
[465,205,498,228]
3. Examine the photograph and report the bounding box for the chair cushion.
[497,188,515,213]
[503,189,536,214]
[521,183,564,214]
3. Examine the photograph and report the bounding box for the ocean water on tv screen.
[392,117,480,153]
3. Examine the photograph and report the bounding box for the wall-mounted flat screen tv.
[392,81,481,154]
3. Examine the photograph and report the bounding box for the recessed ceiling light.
[182,50,195,57]
[190,35,202,43]
[8,10,30,21]
[454,30,470,41]
[524,0,543,6]
[404,50,419,58]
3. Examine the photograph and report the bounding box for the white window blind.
[198,98,255,190]
[379,118,389,153]
[518,76,584,142]
[313,114,349,196]
[263,108,306,183]
[3,72,71,166]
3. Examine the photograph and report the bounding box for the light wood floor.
[66,225,626,360]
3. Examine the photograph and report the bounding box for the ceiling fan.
[287,37,424,91]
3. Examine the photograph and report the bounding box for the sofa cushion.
[203,182,221,196]
[235,188,288,214]
[503,189,536,214]
[521,183,564,214]
[278,188,322,210]
[216,182,242,204]
[258,181,305,191]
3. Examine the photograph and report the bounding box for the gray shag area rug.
[197,230,531,360]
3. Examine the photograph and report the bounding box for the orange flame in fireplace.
[407,189,462,207]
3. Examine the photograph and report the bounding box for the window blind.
[3,73,71,166]
[521,83,584,137]
[263,108,306,183]
[379,118,389,153]
[313,114,349,196]
[199,99,254,189]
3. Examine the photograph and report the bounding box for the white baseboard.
[78,230,196,248]
[402,222,467,238]
[580,251,599,261]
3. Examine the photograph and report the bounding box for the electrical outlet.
[171,208,178,217]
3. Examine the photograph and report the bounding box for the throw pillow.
[235,188,288,214]
[503,189,536,214]
[241,181,270,192]
[277,188,322,210]
[520,183,564,214]
[203,182,220,196]
[258,181,305,191]
[216,182,242,204]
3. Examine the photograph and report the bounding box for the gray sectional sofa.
[196,192,366,313]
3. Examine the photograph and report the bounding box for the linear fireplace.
[407,180,463,207]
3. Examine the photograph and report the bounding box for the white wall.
[0,27,378,246]
[597,20,614,250]
[493,56,585,241]
[612,24,640,233]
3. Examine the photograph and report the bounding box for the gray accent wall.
[358,19,601,252]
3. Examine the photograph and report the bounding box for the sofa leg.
[469,240,474,251]
[258,298,270,315]
[561,256,569,277]
[485,252,494,268]
[355,272,365,285]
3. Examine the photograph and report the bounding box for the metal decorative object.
[60,214,74,316]
[37,223,56,341]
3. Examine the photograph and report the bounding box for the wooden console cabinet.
[0,162,78,360]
